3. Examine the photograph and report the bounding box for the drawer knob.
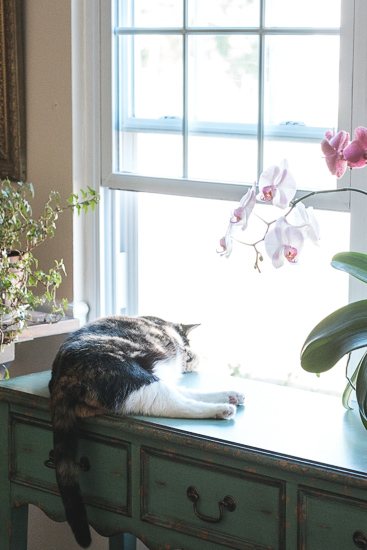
[186,485,236,524]
[44,449,91,472]
[353,531,367,549]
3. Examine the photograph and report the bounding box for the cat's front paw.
[228,392,245,406]
[215,404,236,420]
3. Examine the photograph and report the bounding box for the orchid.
[218,160,318,271]
[344,126,367,168]
[321,129,349,178]
[257,159,296,209]
[218,224,235,259]
[230,183,257,231]
[293,203,320,245]
[264,217,304,269]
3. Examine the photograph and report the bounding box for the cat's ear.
[181,323,200,335]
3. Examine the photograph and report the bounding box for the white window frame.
[72,0,367,321]
[101,0,353,210]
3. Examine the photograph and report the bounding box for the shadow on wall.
[8,335,67,379]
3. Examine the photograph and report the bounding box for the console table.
[1,370,367,550]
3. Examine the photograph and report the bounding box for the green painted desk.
[1,371,367,549]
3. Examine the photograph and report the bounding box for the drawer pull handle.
[44,449,91,472]
[186,485,236,524]
[353,531,367,549]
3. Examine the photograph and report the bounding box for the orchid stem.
[291,186,367,207]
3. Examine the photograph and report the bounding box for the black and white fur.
[49,315,244,548]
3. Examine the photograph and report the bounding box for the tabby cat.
[49,315,244,548]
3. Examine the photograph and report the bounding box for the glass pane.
[263,140,335,192]
[188,136,257,183]
[188,0,259,27]
[188,34,258,182]
[137,192,350,396]
[189,35,258,124]
[119,0,183,28]
[264,35,340,189]
[266,0,341,28]
[119,133,183,178]
[119,35,183,119]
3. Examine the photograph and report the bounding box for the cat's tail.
[50,396,92,549]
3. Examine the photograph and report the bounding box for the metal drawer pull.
[44,449,91,472]
[186,485,236,524]
[353,531,367,549]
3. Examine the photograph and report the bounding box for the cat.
[48,315,245,548]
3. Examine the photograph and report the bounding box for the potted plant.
[301,251,367,426]
[0,178,99,347]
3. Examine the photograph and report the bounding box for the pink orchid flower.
[218,224,234,258]
[257,160,296,209]
[264,217,304,268]
[344,126,367,168]
[293,203,320,245]
[321,129,349,178]
[231,183,257,231]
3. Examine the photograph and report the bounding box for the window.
[103,0,346,200]
[94,0,367,395]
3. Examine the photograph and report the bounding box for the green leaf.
[342,355,360,410]
[331,251,367,284]
[301,300,367,373]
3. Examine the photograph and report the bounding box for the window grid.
[115,0,340,182]
[101,1,348,210]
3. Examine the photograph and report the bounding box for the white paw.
[215,404,236,420]
[228,391,245,406]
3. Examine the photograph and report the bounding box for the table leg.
[10,505,29,550]
[109,533,137,550]
[0,401,28,550]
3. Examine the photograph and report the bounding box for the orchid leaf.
[356,352,367,421]
[342,355,359,410]
[331,251,367,284]
[301,300,367,373]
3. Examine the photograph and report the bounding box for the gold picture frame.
[0,0,26,181]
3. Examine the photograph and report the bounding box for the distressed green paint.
[2,372,367,549]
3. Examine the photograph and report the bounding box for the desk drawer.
[141,447,285,550]
[11,415,131,515]
[299,488,367,550]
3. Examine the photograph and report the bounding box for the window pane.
[264,35,340,189]
[136,192,350,396]
[188,0,259,27]
[188,34,258,182]
[188,136,257,183]
[189,35,258,124]
[265,0,341,28]
[120,34,183,119]
[119,133,183,177]
[119,34,183,177]
[263,140,333,192]
[120,0,183,27]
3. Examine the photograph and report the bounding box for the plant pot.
[0,251,28,342]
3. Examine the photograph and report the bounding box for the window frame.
[72,0,367,324]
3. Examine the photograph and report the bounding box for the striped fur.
[49,315,244,548]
